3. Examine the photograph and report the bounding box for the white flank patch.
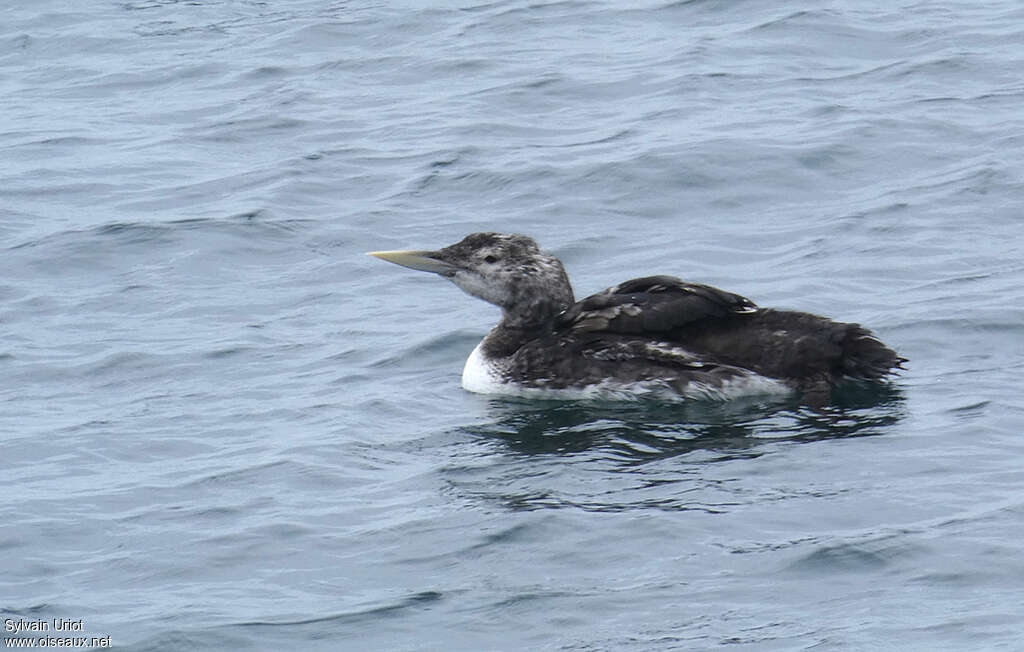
[461,339,509,394]
[687,374,793,401]
[461,338,793,402]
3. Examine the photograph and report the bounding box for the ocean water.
[3,1,1024,650]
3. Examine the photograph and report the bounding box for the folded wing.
[558,275,758,334]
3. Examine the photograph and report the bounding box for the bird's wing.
[558,275,758,334]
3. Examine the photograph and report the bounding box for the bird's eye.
[484,255,498,264]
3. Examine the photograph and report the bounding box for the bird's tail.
[840,325,906,381]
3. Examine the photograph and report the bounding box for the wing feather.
[559,275,757,334]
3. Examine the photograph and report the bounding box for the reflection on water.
[444,383,907,514]
[461,382,907,463]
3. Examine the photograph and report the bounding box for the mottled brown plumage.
[369,233,905,403]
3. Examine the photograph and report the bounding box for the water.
[3,1,1024,649]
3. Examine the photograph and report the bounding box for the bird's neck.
[482,295,571,359]
[501,295,570,330]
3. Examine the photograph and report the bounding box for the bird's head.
[369,232,574,327]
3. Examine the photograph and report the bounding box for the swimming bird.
[369,233,905,403]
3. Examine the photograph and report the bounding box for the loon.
[369,233,905,403]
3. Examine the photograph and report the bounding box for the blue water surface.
[2,1,1024,650]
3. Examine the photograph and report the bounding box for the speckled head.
[369,232,575,327]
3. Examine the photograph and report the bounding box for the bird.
[368,233,905,404]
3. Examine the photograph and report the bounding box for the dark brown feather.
[559,275,758,333]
